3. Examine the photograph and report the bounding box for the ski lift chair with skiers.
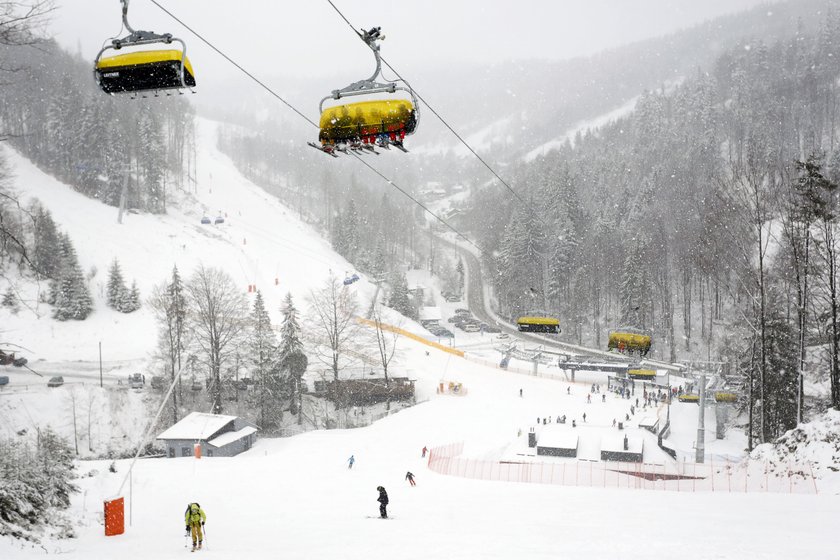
[309,27,419,157]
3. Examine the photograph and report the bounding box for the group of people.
[344,450,424,519]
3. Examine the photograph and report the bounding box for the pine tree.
[248,291,279,428]
[387,272,413,318]
[32,206,61,279]
[278,292,306,423]
[106,258,127,309]
[122,280,141,313]
[51,233,92,321]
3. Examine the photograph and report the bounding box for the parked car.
[454,308,470,316]
[463,324,480,333]
[495,333,510,340]
[447,316,460,323]
[446,295,461,302]
[0,376,9,387]
[47,376,64,388]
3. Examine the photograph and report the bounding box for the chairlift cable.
[348,152,481,251]
[147,0,480,252]
[147,0,318,128]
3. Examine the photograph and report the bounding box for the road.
[436,234,683,372]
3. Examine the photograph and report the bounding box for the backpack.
[185,503,201,518]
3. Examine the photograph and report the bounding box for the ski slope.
[1,119,838,559]
[5,342,838,560]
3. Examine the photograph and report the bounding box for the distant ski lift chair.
[309,27,419,156]
[343,273,360,285]
[94,0,196,97]
[214,216,225,225]
[201,216,211,225]
[516,315,561,334]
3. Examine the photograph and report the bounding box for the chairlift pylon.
[94,0,196,96]
[309,27,419,157]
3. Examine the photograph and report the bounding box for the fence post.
[710,456,714,492]
[692,461,696,492]
[807,461,818,495]
[726,458,731,493]
[765,460,769,493]
[789,460,793,494]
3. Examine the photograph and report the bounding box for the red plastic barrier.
[104,497,125,536]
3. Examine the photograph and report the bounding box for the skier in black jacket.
[376,486,389,518]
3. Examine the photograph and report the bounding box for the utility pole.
[696,371,706,463]
[99,341,103,388]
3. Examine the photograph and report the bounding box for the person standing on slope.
[348,454,355,469]
[184,502,206,551]
[376,486,389,518]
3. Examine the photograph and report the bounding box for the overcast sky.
[55,0,770,82]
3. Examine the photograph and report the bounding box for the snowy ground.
[4,340,838,559]
[1,120,838,559]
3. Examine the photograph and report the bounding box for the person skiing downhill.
[348,455,355,469]
[376,486,389,518]
[184,502,206,551]
[406,471,416,486]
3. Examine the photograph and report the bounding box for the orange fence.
[427,442,818,494]
[356,318,465,358]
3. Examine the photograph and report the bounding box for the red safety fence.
[427,442,818,494]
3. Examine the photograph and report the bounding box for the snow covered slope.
[2,118,838,560]
[0,118,371,363]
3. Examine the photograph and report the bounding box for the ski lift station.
[156,412,258,458]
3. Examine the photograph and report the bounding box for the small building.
[535,425,579,458]
[156,412,258,458]
[600,434,644,463]
[419,306,442,325]
[638,415,660,434]
[326,377,416,406]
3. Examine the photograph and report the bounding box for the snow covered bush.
[751,409,840,481]
[0,428,78,542]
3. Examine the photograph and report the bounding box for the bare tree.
[0,1,54,48]
[371,307,401,383]
[721,135,777,446]
[185,265,248,415]
[307,273,359,382]
[149,266,188,423]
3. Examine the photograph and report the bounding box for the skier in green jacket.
[184,503,206,551]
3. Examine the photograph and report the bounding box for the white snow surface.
[0,119,838,559]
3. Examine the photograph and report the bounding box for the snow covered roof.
[601,433,643,453]
[536,426,578,449]
[156,412,238,441]
[208,426,258,448]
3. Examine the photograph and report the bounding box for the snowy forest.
[3,1,840,553]
[212,14,840,445]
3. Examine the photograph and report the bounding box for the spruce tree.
[106,258,126,309]
[278,292,307,422]
[248,291,279,428]
[32,206,61,279]
[51,233,92,321]
[122,280,141,313]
